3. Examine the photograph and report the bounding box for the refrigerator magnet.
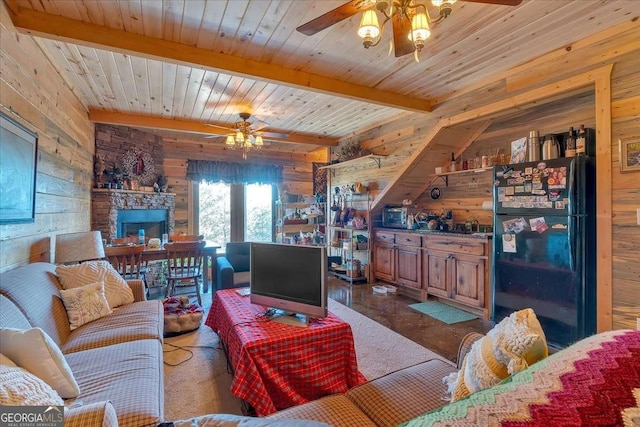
[502,234,517,253]
[548,190,561,201]
[529,217,548,233]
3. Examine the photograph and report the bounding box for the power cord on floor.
[162,342,222,366]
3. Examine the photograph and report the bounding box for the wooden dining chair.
[170,234,204,242]
[104,244,145,280]
[164,240,205,305]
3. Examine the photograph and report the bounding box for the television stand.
[266,309,309,327]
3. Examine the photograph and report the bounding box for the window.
[198,182,231,245]
[245,183,274,242]
[198,181,274,246]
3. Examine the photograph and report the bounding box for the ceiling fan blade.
[205,123,235,131]
[392,12,415,58]
[460,0,522,5]
[261,131,290,140]
[296,0,373,36]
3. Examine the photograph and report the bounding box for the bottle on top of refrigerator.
[565,127,576,157]
[576,125,586,156]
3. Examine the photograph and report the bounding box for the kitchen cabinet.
[422,234,490,318]
[373,229,491,319]
[395,234,422,290]
[372,230,425,300]
[423,249,453,298]
[372,231,395,283]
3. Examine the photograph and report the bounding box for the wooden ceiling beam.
[88,110,339,147]
[10,7,432,114]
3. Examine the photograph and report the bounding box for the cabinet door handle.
[448,254,455,259]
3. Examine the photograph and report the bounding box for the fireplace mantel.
[91,189,175,240]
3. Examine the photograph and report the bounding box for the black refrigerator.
[492,156,596,349]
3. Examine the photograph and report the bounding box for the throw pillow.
[444,308,548,402]
[56,260,135,308]
[59,281,113,330]
[0,327,80,398]
[0,364,64,406]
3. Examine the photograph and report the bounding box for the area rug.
[409,301,479,324]
[163,295,447,421]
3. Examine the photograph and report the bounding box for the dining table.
[141,240,221,293]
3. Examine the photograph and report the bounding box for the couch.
[0,262,164,427]
[215,242,251,291]
[266,329,640,427]
[171,324,639,427]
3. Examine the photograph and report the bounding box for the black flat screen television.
[250,242,328,325]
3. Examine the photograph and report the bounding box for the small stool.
[163,296,204,336]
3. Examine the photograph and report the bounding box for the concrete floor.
[327,278,494,364]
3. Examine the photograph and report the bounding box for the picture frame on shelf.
[0,112,38,224]
[619,137,640,172]
[509,137,527,164]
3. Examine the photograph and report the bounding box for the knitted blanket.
[404,329,640,427]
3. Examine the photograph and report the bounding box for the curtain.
[186,160,283,185]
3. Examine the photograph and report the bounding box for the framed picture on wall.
[619,137,640,172]
[0,112,38,224]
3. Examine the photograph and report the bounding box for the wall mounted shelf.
[433,166,493,187]
[320,154,386,176]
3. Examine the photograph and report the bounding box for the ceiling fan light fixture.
[409,12,431,51]
[254,135,264,146]
[225,135,235,146]
[431,0,456,7]
[357,9,381,48]
[235,130,245,143]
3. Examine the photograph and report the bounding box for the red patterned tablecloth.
[205,289,365,416]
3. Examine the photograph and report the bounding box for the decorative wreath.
[121,150,155,185]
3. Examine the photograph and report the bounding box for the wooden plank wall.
[0,3,94,272]
[333,20,640,330]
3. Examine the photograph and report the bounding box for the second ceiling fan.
[297,0,522,58]
[206,112,289,158]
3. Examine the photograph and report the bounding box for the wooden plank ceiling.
[4,0,637,157]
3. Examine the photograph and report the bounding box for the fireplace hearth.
[117,209,167,239]
[92,189,175,241]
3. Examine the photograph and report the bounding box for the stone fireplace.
[92,189,175,241]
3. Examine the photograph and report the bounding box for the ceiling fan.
[206,112,289,158]
[297,0,523,58]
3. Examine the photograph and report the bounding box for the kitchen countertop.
[375,227,492,239]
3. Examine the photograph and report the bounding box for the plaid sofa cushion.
[65,339,163,427]
[267,395,377,427]
[62,300,163,354]
[346,359,456,427]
